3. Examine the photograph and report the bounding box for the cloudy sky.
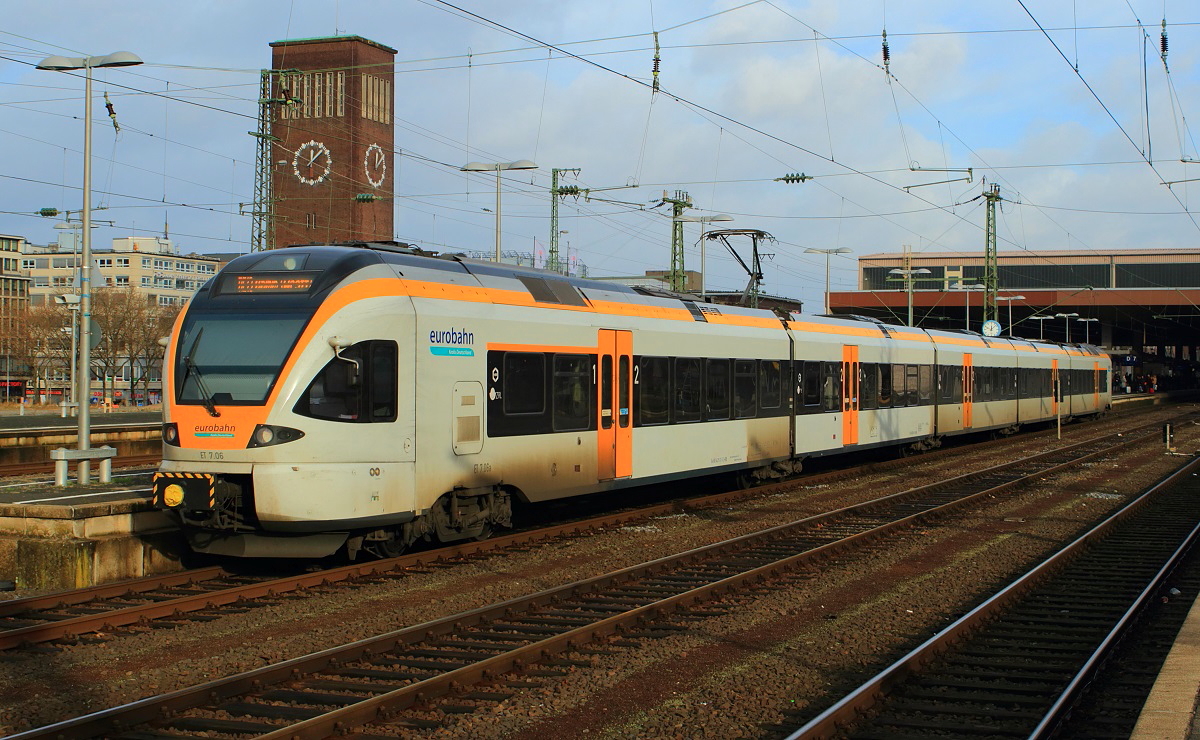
[1,1,1197,311]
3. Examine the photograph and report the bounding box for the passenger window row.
[483,349,1104,438]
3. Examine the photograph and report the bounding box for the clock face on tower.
[364,143,386,188]
[292,140,332,185]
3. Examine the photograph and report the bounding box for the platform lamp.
[1055,312,1080,343]
[460,160,538,262]
[1077,317,1099,344]
[1029,315,1053,340]
[889,268,931,327]
[805,247,852,314]
[961,283,986,331]
[676,213,733,298]
[994,295,1026,336]
[37,50,143,485]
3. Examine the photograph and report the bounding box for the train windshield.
[176,311,308,405]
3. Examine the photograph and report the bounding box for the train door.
[963,354,974,428]
[842,345,859,445]
[598,329,633,480]
[1051,359,1060,417]
[1093,361,1101,410]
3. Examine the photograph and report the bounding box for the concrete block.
[17,537,94,591]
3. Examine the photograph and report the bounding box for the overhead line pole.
[549,168,580,274]
[983,182,1002,325]
[662,190,693,292]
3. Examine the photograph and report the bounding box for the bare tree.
[12,302,72,403]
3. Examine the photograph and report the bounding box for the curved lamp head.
[37,51,143,71]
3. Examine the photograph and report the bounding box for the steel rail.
[0,422,1151,651]
[7,425,1160,739]
[788,455,1200,740]
[2,410,1183,652]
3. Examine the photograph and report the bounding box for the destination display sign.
[226,271,318,294]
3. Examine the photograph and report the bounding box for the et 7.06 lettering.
[200,451,224,460]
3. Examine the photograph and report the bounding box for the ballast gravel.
[0,406,1195,737]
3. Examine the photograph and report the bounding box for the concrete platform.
[1133,590,1200,739]
[0,479,186,591]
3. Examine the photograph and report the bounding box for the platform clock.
[364,143,387,189]
[292,140,332,186]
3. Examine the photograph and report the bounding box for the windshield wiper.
[181,328,221,418]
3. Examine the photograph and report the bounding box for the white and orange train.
[152,243,1112,558]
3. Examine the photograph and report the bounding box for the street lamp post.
[888,268,931,327]
[995,294,1026,336]
[461,160,538,262]
[805,247,852,314]
[961,283,985,331]
[1029,315,1053,340]
[38,50,143,485]
[1055,312,1080,343]
[675,214,733,297]
[1077,317,1099,344]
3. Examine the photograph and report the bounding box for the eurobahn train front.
[151,245,415,558]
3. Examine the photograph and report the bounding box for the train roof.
[247,243,1107,358]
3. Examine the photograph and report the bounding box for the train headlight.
[162,423,180,446]
[247,424,305,448]
[162,484,185,507]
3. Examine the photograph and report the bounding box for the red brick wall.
[268,36,396,249]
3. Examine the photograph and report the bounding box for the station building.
[830,248,1200,387]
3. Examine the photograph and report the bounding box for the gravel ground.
[0,407,1194,736]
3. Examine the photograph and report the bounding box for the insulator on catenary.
[1161,23,1168,60]
[652,30,661,92]
[882,29,891,70]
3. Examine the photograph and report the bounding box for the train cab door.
[1093,361,1101,410]
[963,354,974,428]
[841,345,859,445]
[598,329,633,480]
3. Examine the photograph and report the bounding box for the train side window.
[906,365,920,407]
[504,352,546,415]
[878,364,892,408]
[674,357,702,423]
[937,366,953,402]
[637,356,670,425]
[759,360,782,411]
[369,342,397,421]
[803,362,821,407]
[706,358,731,420]
[821,362,841,411]
[734,359,757,418]
[917,365,933,405]
[892,364,906,407]
[552,354,591,432]
[860,363,878,410]
[294,340,397,423]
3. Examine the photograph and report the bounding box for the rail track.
[8,416,1178,738]
[0,412,1175,652]
[789,456,1200,740]
[0,453,159,477]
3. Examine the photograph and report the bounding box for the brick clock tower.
[268,36,396,249]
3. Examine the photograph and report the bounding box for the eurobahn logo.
[195,423,236,438]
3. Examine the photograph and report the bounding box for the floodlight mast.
[36,51,143,485]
